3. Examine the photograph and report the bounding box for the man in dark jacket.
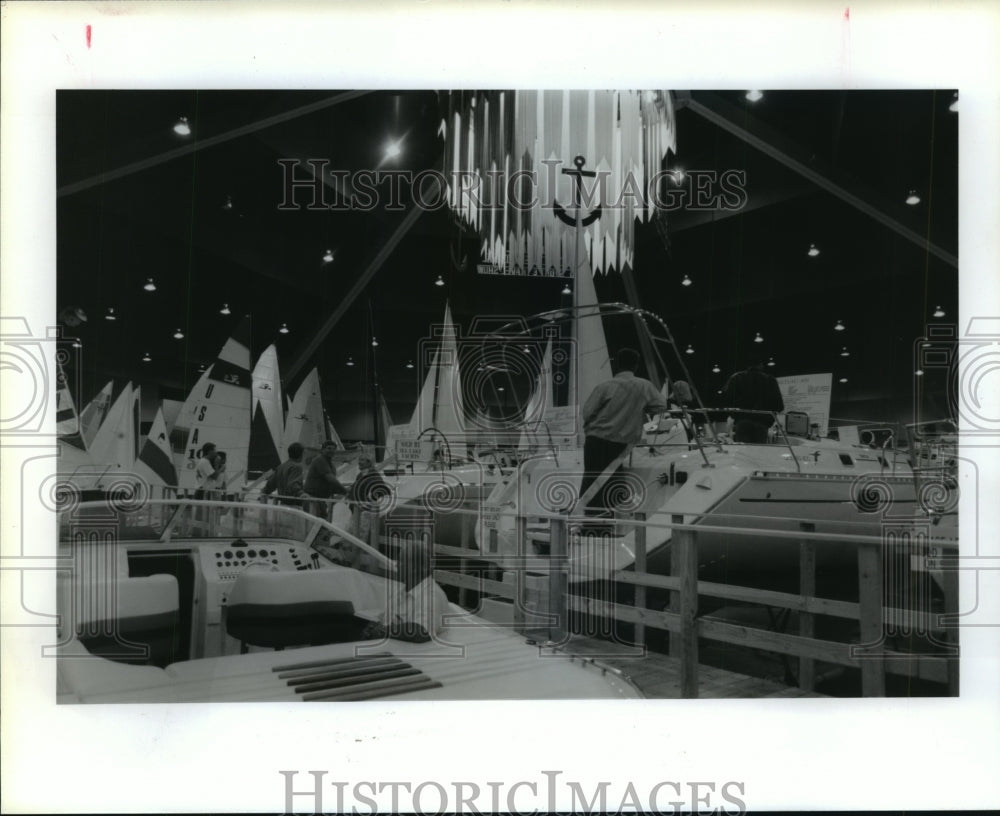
[261,442,307,506]
[304,440,347,519]
[721,360,785,443]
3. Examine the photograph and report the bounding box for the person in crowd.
[580,348,667,521]
[304,440,347,519]
[347,452,391,546]
[195,443,224,497]
[721,358,785,443]
[261,442,307,507]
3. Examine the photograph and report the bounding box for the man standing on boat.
[261,442,307,507]
[304,440,347,519]
[579,348,667,522]
[722,358,785,443]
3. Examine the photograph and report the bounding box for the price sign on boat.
[396,439,435,462]
[482,504,503,529]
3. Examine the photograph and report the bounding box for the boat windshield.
[57,498,396,577]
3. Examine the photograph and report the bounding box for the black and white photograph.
[3,2,999,813]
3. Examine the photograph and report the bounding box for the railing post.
[633,511,647,649]
[798,522,817,691]
[671,514,699,698]
[513,514,528,635]
[548,515,568,643]
[857,542,886,696]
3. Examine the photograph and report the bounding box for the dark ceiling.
[57,89,958,439]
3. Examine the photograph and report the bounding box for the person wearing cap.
[580,348,667,520]
[721,359,785,443]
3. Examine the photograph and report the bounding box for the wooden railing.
[367,504,959,699]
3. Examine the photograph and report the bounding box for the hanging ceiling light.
[222,195,233,211]
[933,306,945,318]
[406,360,414,369]
[839,377,848,383]
[745,90,764,102]
[497,386,505,392]
[685,344,695,355]
[219,303,231,315]
[279,323,290,335]
[767,357,775,367]
[371,337,379,347]
[143,277,157,292]
[105,307,116,321]
[173,116,191,136]
[905,190,921,206]
[435,275,445,287]
[323,248,335,264]
[834,319,845,331]
[915,369,925,377]
[949,91,958,113]
[173,328,184,339]
[681,274,692,287]
[71,339,83,349]
[754,332,764,343]
[561,282,571,295]
[197,363,206,373]
[807,243,820,258]
[840,346,850,357]
[346,356,355,367]
[711,363,721,374]
[141,352,151,362]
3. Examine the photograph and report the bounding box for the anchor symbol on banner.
[553,155,602,228]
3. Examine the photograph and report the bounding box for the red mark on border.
[844,7,850,21]
[86,24,92,49]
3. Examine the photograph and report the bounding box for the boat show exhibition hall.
[54,89,959,702]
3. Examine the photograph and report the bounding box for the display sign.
[395,439,435,462]
[776,373,833,437]
[482,504,503,529]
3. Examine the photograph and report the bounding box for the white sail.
[78,380,113,449]
[518,338,553,449]
[409,300,466,445]
[134,406,178,488]
[283,368,329,453]
[249,343,285,475]
[172,321,253,491]
[88,382,139,472]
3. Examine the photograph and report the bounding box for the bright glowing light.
[745,90,764,102]
[141,352,151,362]
[754,332,764,343]
[949,92,958,113]
[562,283,571,295]
[839,377,848,383]
[105,307,116,321]
[685,344,695,355]
[840,346,850,357]
[323,249,335,263]
[173,328,184,339]
[834,320,845,331]
[143,277,157,292]
[712,364,721,374]
[406,360,414,369]
[384,139,402,160]
[767,357,775,367]
[808,243,820,257]
[933,306,945,318]
[220,303,231,315]
[71,340,83,349]
[222,195,233,211]
[906,190,921,206]
[371,337,378,347]
[435,275,445,287]
[173,116,191,136]
[346,356,355,367]
[915,369,924,377]
[672,168,685,183]
[279,323,290,335]
[681,274,692,287]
